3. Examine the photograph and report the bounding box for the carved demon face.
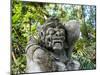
[38,17,67,51]
[44,25,65,51]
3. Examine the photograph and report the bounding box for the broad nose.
[55,31,60,36]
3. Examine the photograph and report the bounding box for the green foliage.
[73,38,96,69]
[11,0,96,74]
[11,54,26,75]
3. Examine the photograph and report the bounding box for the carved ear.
[37,25,45,42]
[64,20,80,45]
[37,25,42,32]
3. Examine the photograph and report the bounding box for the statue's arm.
[25,36,46,73]
[26,45,44,73]
[26,42,53,73]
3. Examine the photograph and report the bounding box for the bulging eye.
[49,30,55,35]
[46,28,55,35]
[60,29,65,35]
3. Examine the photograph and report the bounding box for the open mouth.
[53,40,62,45]
[52,40,63,50]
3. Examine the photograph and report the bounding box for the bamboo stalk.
[12,51,17,65]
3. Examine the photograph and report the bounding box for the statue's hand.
[66,60,80,71]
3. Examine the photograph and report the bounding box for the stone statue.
[25,17,80,73]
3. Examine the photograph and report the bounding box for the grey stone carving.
[26,17,80,73]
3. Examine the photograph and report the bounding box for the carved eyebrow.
[46,22,54,26]
[57,25,64,29]
[47,28,54,31]
[45,23,55,28]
